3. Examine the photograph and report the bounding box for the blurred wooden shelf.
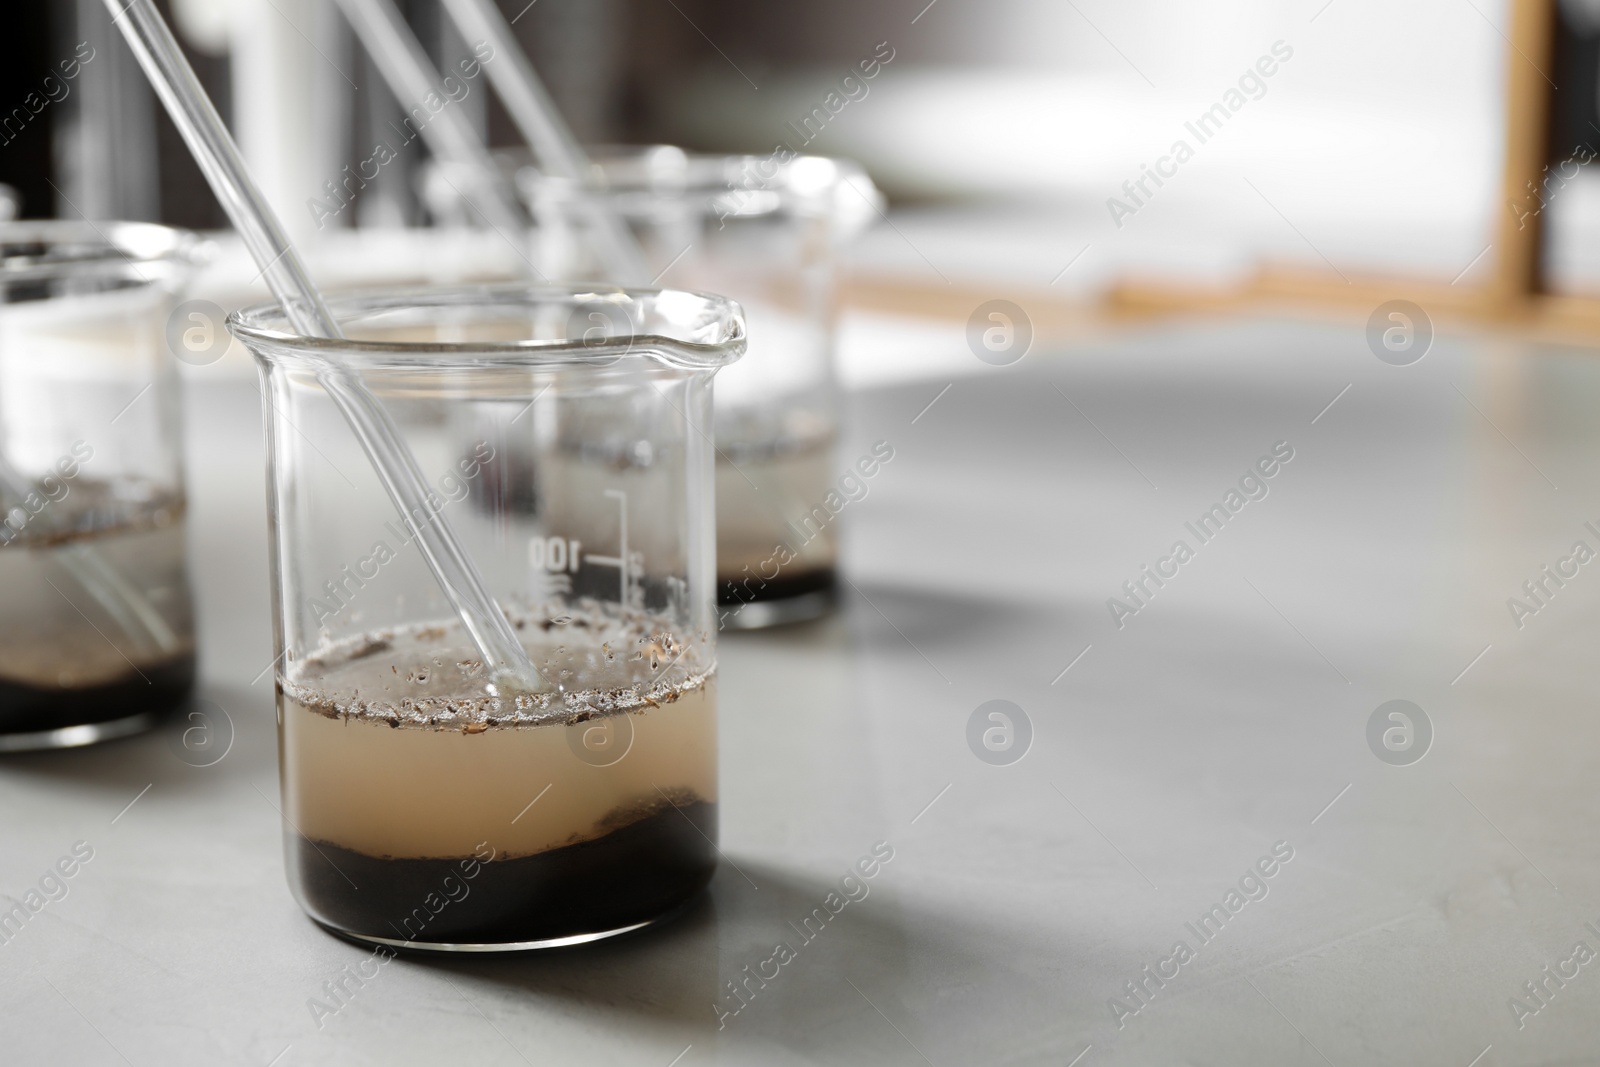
[849,0,1600,350]
[845,261,1600,350]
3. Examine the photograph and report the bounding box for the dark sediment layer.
[0,655,195,736]
[294,800,717,946]
[718,566,835,607]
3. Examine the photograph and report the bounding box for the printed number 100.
[530,537,582,573]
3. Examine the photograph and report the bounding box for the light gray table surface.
[4,314,1599,1066]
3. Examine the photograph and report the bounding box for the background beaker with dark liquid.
[425,148,878,628]
[0,222,202,751]
[231,285,744,951]
[523,150,877,629]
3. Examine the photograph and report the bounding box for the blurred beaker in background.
[518,146,879,628]
[0,221,204,750]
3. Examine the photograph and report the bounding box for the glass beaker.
[229,284,744,951]
[0,221,203,751]
[520,148,879,629]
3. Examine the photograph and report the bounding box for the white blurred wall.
[669,0,1510,285]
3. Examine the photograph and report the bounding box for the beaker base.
[290,797,718,952]
[0,653,195,750]
[0,710,161,753]
[312,912,675,954]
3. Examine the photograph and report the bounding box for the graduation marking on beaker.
[579,489,630,605]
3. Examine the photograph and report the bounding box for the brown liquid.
[715,432,838,603]
[0,486,194,739]
[279,613,717,947]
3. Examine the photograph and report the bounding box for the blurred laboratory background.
[15,2,1600,1063]
[8,0,1598,359]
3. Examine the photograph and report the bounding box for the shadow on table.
[0,680,279,798]
[841,578,1073,650]
[405,858,1004,1044]
[721,582,1073,663]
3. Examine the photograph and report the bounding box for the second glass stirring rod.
[103,0,542,692]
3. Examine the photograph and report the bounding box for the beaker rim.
[550,145,865,188]
[436,145,881,228]
[227,284,747,371]
[0,220,210,289]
